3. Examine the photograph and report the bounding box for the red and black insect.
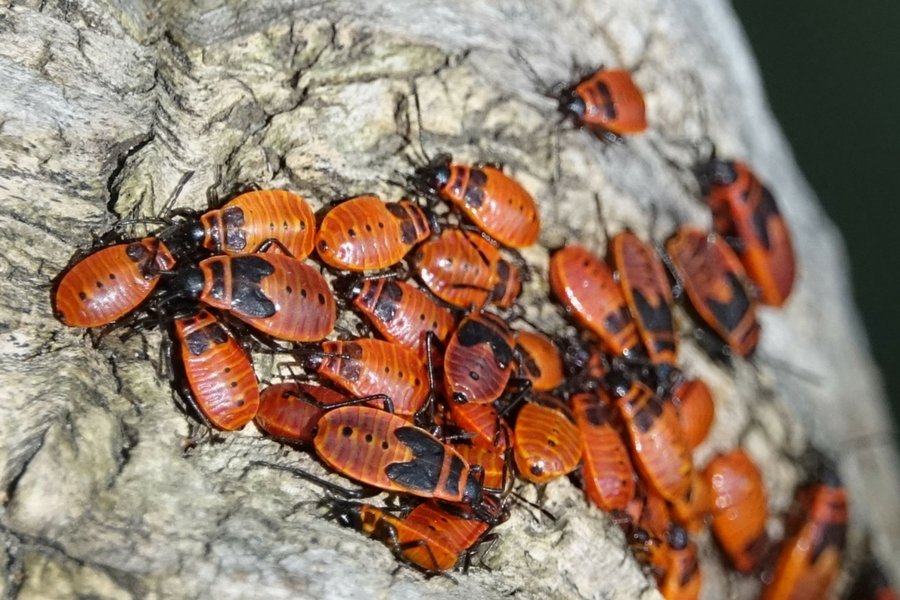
[172,309,259,431]
[515,330,565,392]
[411,157,540,248]
[665,227,760,358]
[315,195,431,271]
[172,189,317,260]
[701,159,795,307]
[312,405,496,518]
[342,277,456,361]
[513,395,581,485]
[446,401,511,451]
[329,499,492,573]
[549,244,642,358]
[254,382,350,445]
[443,312,516,405]
[614,381,693,505]
[703,448,769,573]
[452,443,509,492]
[610,231,678,387]
[53,237,176,328]
[557,67,647,142]
[570,390,635,512]
[670,378,715,451]
[658,525,702,600]
[306,338,430,419]
[414,228,521,310]
[760,467,847,600]
[163,252,336,342]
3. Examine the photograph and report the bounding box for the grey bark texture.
[0,0,897,598]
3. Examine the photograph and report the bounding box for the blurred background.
[734,2,900,438]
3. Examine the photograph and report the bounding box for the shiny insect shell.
[308,338,430,418]
[665,227,760,358]
[187,189,317,260]
[53,237,176,327]
[346,277,456,361]
[669,470,712,534]
[670,378,715,451]
[610,231,677,378]
[412,158,540,248]
[173,309,259,431]
[254,382,349,445]
[313,405,486,507]
[615,381,693,504]
[658,526,702,600]
[315,195,430,271]
[760,474,848,600]
[452,443,508,491]
[703,448,769,573]
[570,390,635,512]
[446,401,512,451]
[549,244,641,357]
[702,159,796,307]
[414,228,521,310]
[515,330,565,392]
[513,397,581,485]
[443,312,516,405]
[557,68,647,141]
[332,500,490,573]
[164,252,336,342]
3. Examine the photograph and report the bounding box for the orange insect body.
[446,401,511,451]
[453,443,507,491]
[315,196,430,271]
[671,379,715,450]
[558,68,647,139]
[549,244,641,357]
[415,159,540,248]
[310,339,429,418]
[610,231,677,374]
[347,278,456,361]
[415,228,521,310]
[669,471,711,534]
[704,449,769,573]
[515,330,565,392]
[313,406,483,505]
[704,160,795,306]
[336,500,489,573]
[173,310,259,431]
[761,475,847,600]
[196,189,316,259]
[615,382,693,504]
[659,530,702,600]
[570,391,635,511]
[254,382,348,445]
[666,227,760,357]
[444,312,515,405]
[513,398,581,484]
[171,253,336,342]
[53,237,176,327]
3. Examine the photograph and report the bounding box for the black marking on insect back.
[385,427,446,493]
[750,185,779,251]
[603,306,631,335]
[631,394,663,433]
[707,272,752,333]
[457,318,513,369]
[448,167,467,199]
[208,259,227,301]
[463,169,488,209]
[811,515,847,563]
[593,81,617,120]
[633,289,674,334]
[584,400,614,427]
[184,322,229,355]
[444,454,465,496]
[337,342,363,382]
[126,241,149,263]
[229,255,277,318]
[386,203,419,244]
[373,281,402,324]
[222,206,247,252]
[520,347,542,380]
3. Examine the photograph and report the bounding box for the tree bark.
[0,0,897,598]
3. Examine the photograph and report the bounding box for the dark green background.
[733,2,900,436]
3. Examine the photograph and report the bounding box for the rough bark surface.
[0,0,897,598]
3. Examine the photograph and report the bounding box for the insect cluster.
[50,62,885,599]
